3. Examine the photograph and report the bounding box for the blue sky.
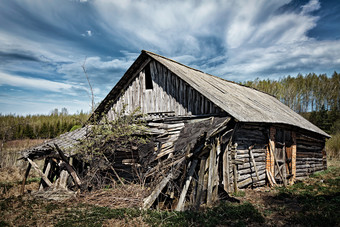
[0,0,339,115]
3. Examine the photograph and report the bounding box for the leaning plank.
[27,158,52,187]
[195,157,207,209]
[222,145,230,193]
[59,161,82,187]
[39,160,52,191]
[143,173,173,209]
[58,170,69,189]
[249,149,260,181]
[54,144,82,187]
[175,159,198,211]
[207,144,216,206]
[21,162,31,194]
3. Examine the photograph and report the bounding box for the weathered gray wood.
[207,144,216,205]
[39,160,52,191]
[175,159,198,211]
[143,173,173,209]
[223,145,230,193]
[212,139,220,202]
[27,158,52,187]
[58,170,69,189]
[249,149,260,181]
[195,157,207,209]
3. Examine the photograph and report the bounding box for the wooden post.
[175,159,198,211]
[290,132,297,185]
[231,143,239,193]
[212,139,220,202]
[21,162,31,194]
[269,127,276,176]
[222,144,230,193]
[207,142,216,206]
[195,157,207,209]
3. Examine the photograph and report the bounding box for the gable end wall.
[106,60,223,120]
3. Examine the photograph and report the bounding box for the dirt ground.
[1,161,339,226]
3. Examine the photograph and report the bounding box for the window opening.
[145,64,153,90]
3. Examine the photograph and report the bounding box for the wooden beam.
[175,159,198,211]
[27,158,52,187]
[290,131,297,185]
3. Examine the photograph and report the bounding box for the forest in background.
[0,108,89,142]
[0,72,339,141]
[243,71,340,135]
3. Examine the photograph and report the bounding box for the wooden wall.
[106,60,223,120]
[295,133,326,178]
[231,125,269,188]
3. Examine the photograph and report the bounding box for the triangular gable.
[91,50,329,138]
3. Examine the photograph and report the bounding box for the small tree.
[75,104,148,190]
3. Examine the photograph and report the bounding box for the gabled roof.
[92,50,329,138]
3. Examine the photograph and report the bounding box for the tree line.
[242,71,340,113]
[242,72,340,134]
[0,109,89,142]
[1,72,339,141]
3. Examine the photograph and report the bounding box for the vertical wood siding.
[106,60,223,120]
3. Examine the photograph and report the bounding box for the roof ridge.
[142,50,276,98]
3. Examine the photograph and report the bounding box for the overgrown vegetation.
[74,106,149,190]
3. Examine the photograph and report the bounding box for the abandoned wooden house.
[21,50,329,210]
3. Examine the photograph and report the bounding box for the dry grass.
[78,184,149,209]
[1,139,45,168]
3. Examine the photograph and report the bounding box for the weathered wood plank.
[175,159,198,211]
[27,158,52,187]
[195,157,207,209]
[207,144,216,205]
[143,173,173,209]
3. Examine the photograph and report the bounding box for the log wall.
[295,133,326,178]
[106,60,223,120]
[232,125,269,188]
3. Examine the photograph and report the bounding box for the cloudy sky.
[0,0,339,115]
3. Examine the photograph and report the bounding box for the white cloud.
[87,30,92,36]
[0,71,81,93]
[301,0,321,15]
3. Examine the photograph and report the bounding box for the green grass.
[274,166,340,226]
[1,165,339,226]
[54,201,264,227]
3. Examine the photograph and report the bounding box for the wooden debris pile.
[141,116,237,210]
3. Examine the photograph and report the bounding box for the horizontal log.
[253,180,266,187]
[238,165,266,175]
[238,173,266,188]
[238,170,265,182]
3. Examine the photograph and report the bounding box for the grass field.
[0,141,339,226]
